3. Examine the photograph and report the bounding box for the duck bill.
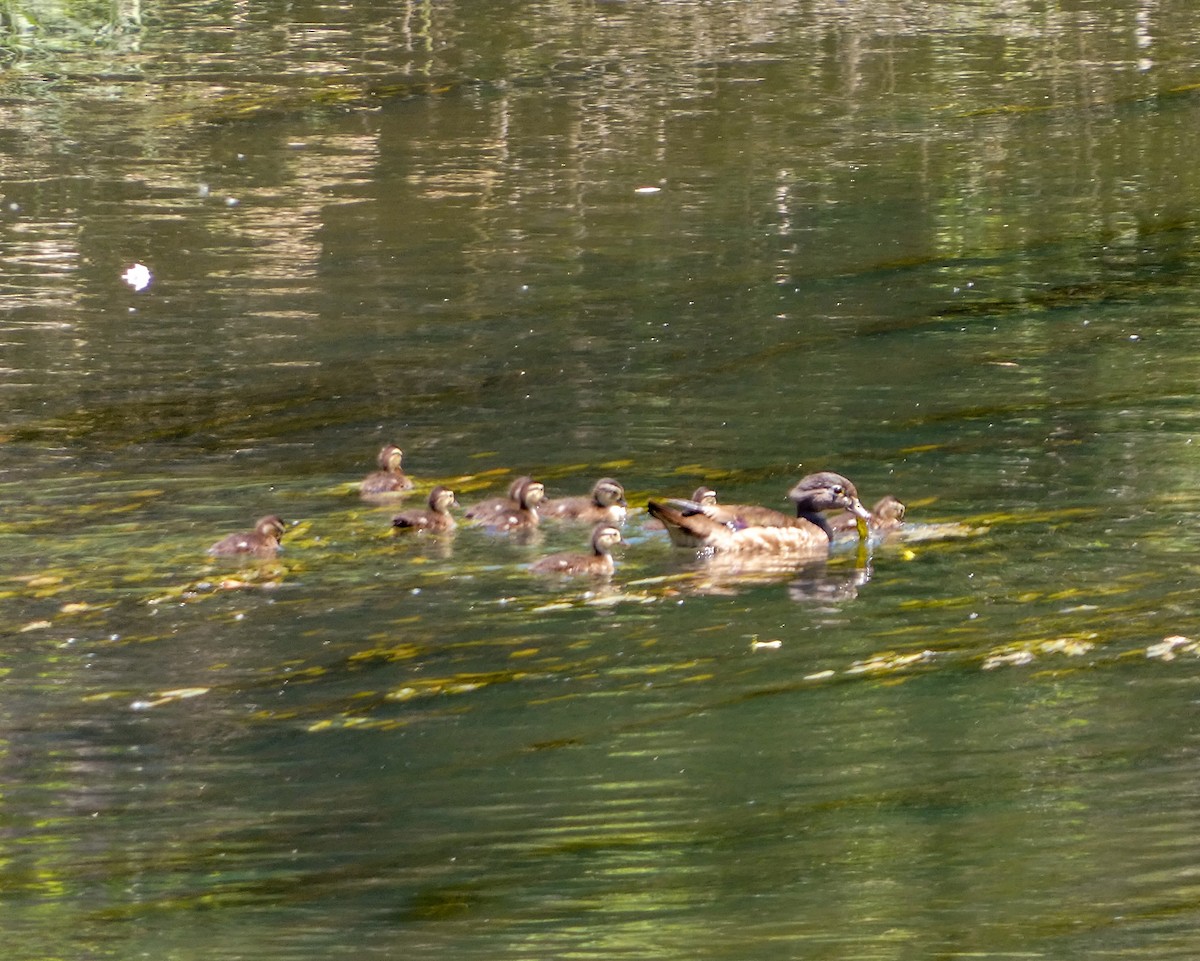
[849,499,872,540]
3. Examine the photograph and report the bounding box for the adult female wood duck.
[829,494,906,534]
[647,472,870,555]
[539,477,627,524]
[530,523,623,577]
[465,476,545,530]
[392,486,459,532]
[360,444,414,497]
[208,515,287,557]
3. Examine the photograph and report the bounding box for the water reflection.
[7,0,1200,958]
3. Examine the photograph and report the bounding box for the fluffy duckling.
[463,474,528,521]
[465,476,545,531]
[686,485,819,530]
[540,477,627,524]
[830,494,906,535]
[530,523,623,577]
[208,515,287,557]
[361,444,414,497]
[392,486,459,532]
[647,472,870,556]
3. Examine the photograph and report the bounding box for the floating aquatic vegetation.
[1145,635,1199,661]
[845,649,938,676]
[131,687,210,710]
[981,634,1098,670]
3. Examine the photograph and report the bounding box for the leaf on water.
[59,602,91,614]
[846,650,937,676]
[530,601,574,613]
[19,620,53,632]
[981,634,1098,670]
[306,716,411,732]
[1146,635,1198,661]
[131,687,210,710]
[750,639,782,651]
[82,691,133,703]
[17,575,64,588]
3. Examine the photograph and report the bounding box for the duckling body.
[361,444,414,497]
[648,472,870,556]
[465,476,545,531]
[540,477,627,525]
[530,524,623,577]
[208,515,287,557]
[830,495,906,535]
[392,486,459,532]
[686,486,813,530]
[463,475,527,521]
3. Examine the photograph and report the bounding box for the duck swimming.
[539,477,627,524]
[361,444,414,497]
[208,515,287,557]
[647,472,870,556]
[530,523,623,577]
[392,486,459,532]
[465,476,545,531]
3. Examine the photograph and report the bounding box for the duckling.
[830,495,906,535]
[530,523,623,577]
[392,486,459,532]
[360,444,414,497]
[208,515,287,557]
[465,476,545,530]
[540,477,627,524]
[463,475,528,521]
[687,485,823,530]
[647,471,870,556]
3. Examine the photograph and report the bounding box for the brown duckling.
[830,494,906,535]
[540,477,627,524]
[687,485,817,530]
[530,523,623,577]
[465,476,545,530]
[208,515,287,557]
[392,486,459,532]
[463,474,528,521]
[647,472,870,556]
[360,444,414,497]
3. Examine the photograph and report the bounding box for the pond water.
[5,0,1200,958]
